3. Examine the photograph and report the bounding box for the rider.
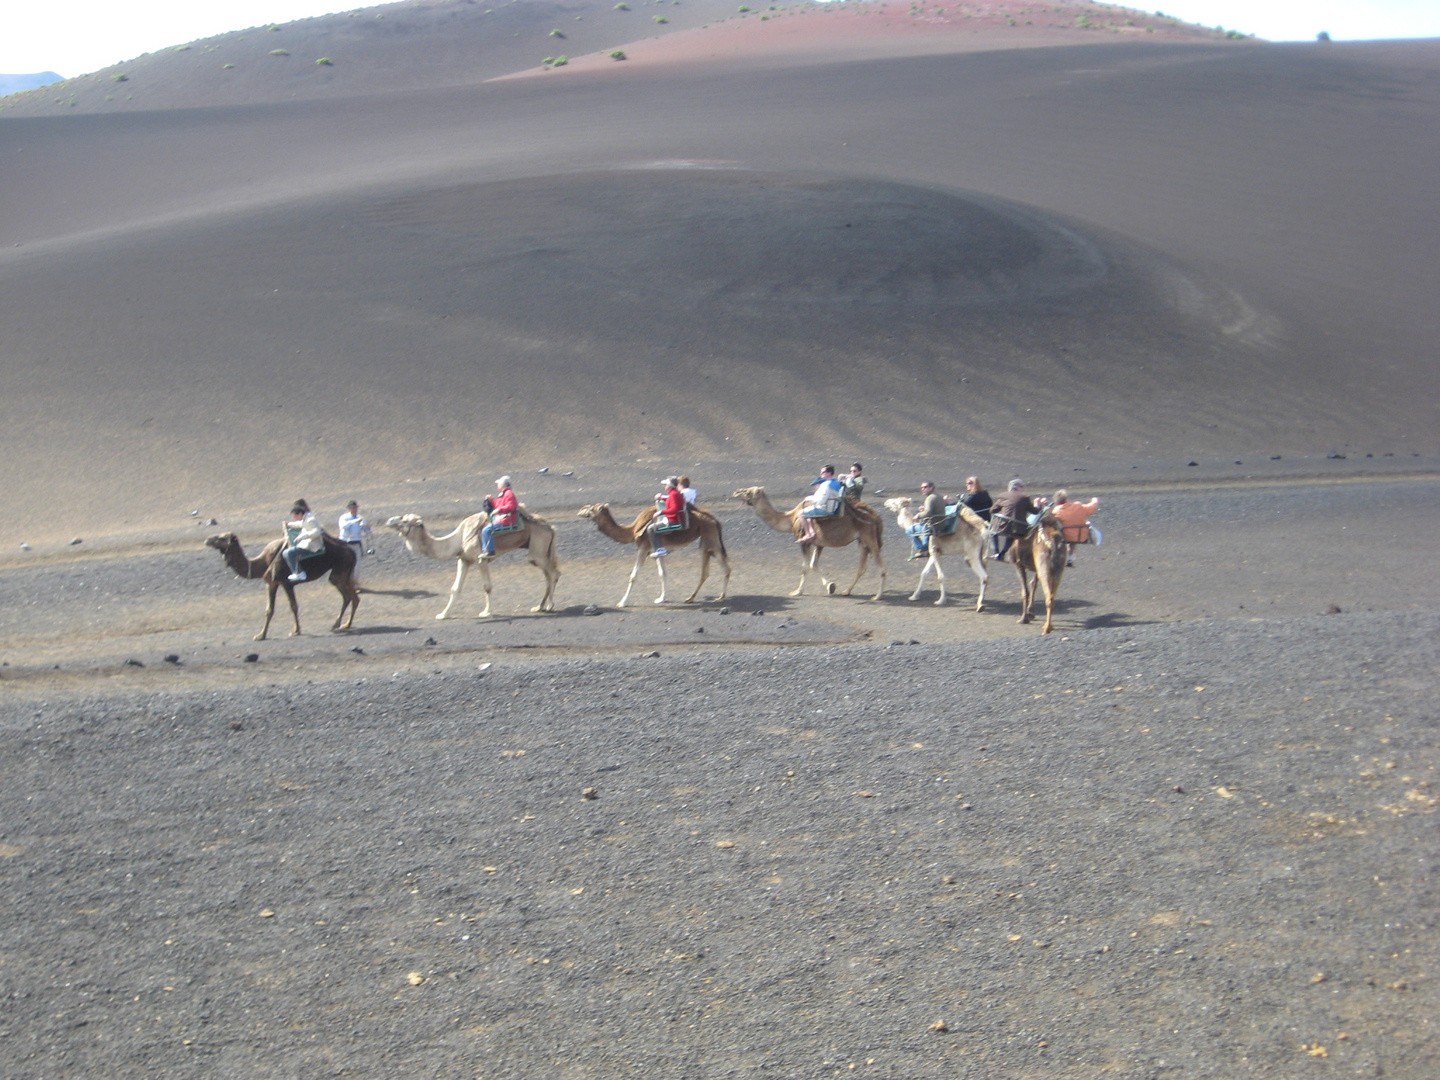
[649,476,687,558]
[840,462,867,504]
[479,475,518,561]
[677,474,698,506]
[908,480,949,560]
[959,476,993,521]
[1049,489,1099,567]
[797,465,844,544]
[281,499,325,582]
[988,479,1037,562]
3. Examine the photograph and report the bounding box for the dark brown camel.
[995,514,1068,634]
[206,532,360,640]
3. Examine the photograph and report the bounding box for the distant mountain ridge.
[0,0,1234,115]
[0,72,63,95]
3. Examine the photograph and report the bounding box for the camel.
[998,513,1069,634]
[385,509,559,619]
[731,486,886,600]
[577,503,730,607]
[206,532,359,640]
[883,498,990,611]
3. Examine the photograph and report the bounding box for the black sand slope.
[3,36,1438,542]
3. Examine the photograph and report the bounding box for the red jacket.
[662,488,686,524]
[491,487,519,526]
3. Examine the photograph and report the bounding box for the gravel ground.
[2,619,1437,1078]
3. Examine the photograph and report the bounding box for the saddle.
[653,502,689,533]
[990,512,1032,539]
[1059,522,1091,544]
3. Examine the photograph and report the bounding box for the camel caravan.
[207,469,1097,639]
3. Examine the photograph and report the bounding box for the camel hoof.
[653,598,666,605]
[826,582,837,595]
[975,604,985,613]
[253,633,267,642]
[909,593,922,602]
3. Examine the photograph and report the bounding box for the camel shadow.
[356,587,438,600]
[1077,611,1161,630]
[344,624,421,635]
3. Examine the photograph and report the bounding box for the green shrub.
[610,49,627,59]
[654,14,667,21]
[553,54,568,65]
[316,57,333,65]
[549,28,565,37]
[112,73,128,82]
[269,48,290,56]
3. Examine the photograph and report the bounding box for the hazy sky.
[3,0,1438,77]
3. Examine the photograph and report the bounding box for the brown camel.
[385,509,559,619]
[731,486,886,599]
[997,513,1068,634]
[206,532,359,640]
[577,503,730,607]
[884,497,990,611]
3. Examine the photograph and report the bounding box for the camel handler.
[281,499,325,582]
[479,476,519,561]
[337,500,373,585]
[797,464,844,544]
[988,479,1038,562]
[907,480,950,560]
[1048,489,1099,567]
[649,476,687,558]
[840,462,867,504]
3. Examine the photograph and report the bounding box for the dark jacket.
[989,490,1036,534]
[959,488,993,521]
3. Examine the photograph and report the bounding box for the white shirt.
[681,486,698,505]
[338,511,370,543]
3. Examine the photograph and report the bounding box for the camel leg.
[931,554,950,605]
[683,548,710,604]
[791,544,817,596]
[256,581,281,641]
[281,581,302,637]
[435,558,471,619]
[716,552,731,601]
[909,555,931,602]
[1038,563,1062,635]
[840,547,867,596]
[532,563,559,613]
[332,573,359,631]
[617,549,645,608]
[1016,564,1034,624]
[476,561,494,618]
[653,553,669,605]
[870,549,886,601]
[968,552,989,613]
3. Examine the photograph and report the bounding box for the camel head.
[205,533,239,554]
[385,513,425,538]
[576,504,608,520]
[883,497,912,515]
[731,486,763,506]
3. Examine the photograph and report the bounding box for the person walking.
[337,500,373,585]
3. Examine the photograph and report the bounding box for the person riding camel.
[281,499,325,582]
[479,475,518,561]
[840,462,867,504]
[797,465,844,544]
[649,476,687,558]
[988,479,1038,562]
[1048,489,1099,567]
[959,476,993,521]
[907,480,950,560]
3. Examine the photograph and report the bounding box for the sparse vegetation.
[316,57,333,65]
[552,55,568,66]
[112,73,128,82]
[223,63,235,69]
[610,49,628,59]
[549,28,565,37]
[654,14,667,21]
[615,2,629,8]
[269,49,290,56]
